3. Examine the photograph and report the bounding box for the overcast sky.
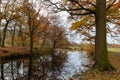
[59,13,120,44]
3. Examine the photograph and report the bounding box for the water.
[60,51,89,79]
[0,51,90,80]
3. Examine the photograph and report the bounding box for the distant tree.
[10,21,17,46]
[1,0,20,47]
[20,0,41,79]
[0,0,2,47]
[47,25,67,49]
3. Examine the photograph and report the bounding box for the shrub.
[83,44,95,59]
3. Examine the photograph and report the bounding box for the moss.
[93,63,116,71]
[94,42,116,71]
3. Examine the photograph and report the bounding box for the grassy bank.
[79,51,120,80]
[108,48,120,53]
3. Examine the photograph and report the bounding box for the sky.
[49,0,120,44]
[36,0,120,44]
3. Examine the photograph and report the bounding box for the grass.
[108,48,120,53]
[67,46,82,51]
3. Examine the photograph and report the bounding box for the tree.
[10,21,17,46]
[21,1,40,79]
[45,0,120,71]
[0,0,2,47]
[69,0,120,70]
[94,0,115,70]
[1,0,20,47]
[18,0,52,79]
[43,25,67,49]
[44,15,68,49]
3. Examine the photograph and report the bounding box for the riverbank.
[0,47,40,61]
[0,47,29,56]
[78,52,120,80]
[0,47,62,62]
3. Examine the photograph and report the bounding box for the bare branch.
[45,0,95,17]
[106,0,116,10]
[68,0,95,14]
[71,12,92,15]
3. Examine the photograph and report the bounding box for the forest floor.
[78,52,120,80]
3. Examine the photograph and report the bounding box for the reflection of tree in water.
[0,51,67,80]
[0,59,29,80]
[1,63,4,80]
[31,51,67,80]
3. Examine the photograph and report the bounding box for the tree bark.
[1,21,9,47]
[94,0,115,71]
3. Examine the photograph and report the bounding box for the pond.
[0,51,90,80]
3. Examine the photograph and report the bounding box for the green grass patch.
[68,46,82,51]
[108,48,120,53]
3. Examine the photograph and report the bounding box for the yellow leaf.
[70,16,89,30]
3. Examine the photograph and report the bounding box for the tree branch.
[106,0,116,10]
[71,12,92,15]
[68,0,95,14]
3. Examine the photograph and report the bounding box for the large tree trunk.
[94,0,115,71]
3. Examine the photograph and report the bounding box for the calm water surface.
[0,51,90,80]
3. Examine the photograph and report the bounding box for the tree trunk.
[11,24,16,46]
[1,21,9,47]
[94,0,115,71]
[0,31,1,47]
[19,26,25,46]
[0,0,1,47]
[28,28,33,80]
[53,41,56,49]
